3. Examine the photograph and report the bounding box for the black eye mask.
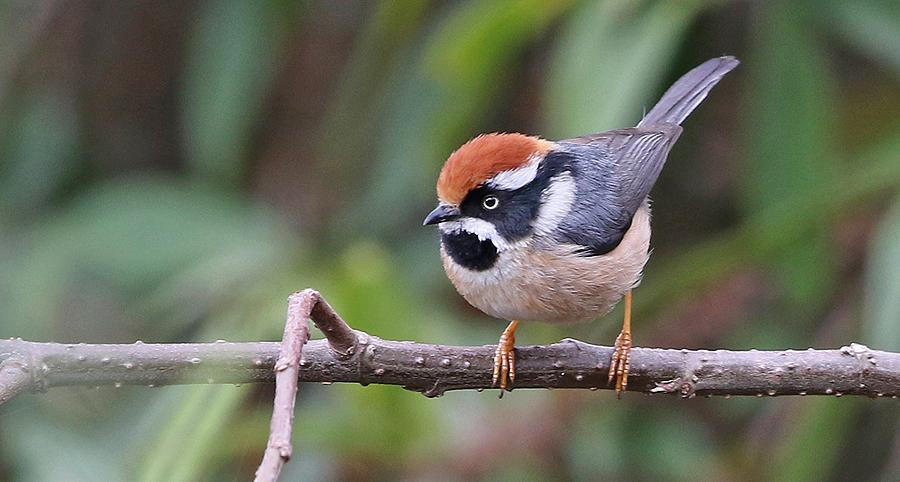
[457,153,571,243]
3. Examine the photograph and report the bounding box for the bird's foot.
[607,328,632,397]
[492,320,519,396]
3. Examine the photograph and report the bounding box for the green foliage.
[865,194,900,351]
[182,0,303,184]
[0,179,291,341]
[744,0,838,311]
[137,385,250,482]
[826,0,900,75]
[0,91,80,220]
[544,0,707,136]
[351,0,572,240]
[770,398,860,482]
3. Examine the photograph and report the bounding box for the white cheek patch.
[533,173,576,236]
[438,217,525,252]
[486,154,541,191]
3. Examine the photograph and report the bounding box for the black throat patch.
[441,230,498,271]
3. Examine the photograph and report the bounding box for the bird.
[423,56,739,395]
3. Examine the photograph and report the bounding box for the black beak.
[423,204,461,226]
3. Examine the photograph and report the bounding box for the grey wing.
[552,57,737,255]
[585,125,682,217]
[554,126,681,255]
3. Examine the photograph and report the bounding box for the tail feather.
[637,56,739,128]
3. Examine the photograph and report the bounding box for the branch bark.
[0,355,31,405]
[254,291,310,482]
[4,292,898,482]
[253,289,359,482]
[1,336,898,399]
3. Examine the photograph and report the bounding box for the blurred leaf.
[635,125,900,321]
[136,385,249,482]
[317,0,430,158]
[0,177,298,481]
[825,0,900,75]
[544,0,708,137]
[0,91,79,219]
[350,0,571,239]
[0,178,291,341]
[770,399,860,482]
[315,0,432,235]
[629,406,719,480]
[486,459,551,482]
[425,0,572,103]
[744,1,837,209]
[319,241,421,341]
[567,406,628,478]
[346,59,443,241]
[743,0,838,309]
[864,195,900,351]
[332,385,437,464]
[182,0,301,184]
[331,0,430,109]
[2,404,126,482]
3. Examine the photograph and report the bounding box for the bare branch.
[306,290,358,357]
[1,297,894,482]
[1,337,897,399]
[0,355,31,404]
[254,289,362,481]
[254,291,311,482]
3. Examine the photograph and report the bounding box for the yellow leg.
[607,290,633,397]
[492,320,519,393]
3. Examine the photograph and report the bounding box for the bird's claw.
[607,329,632,397]
[492,325,517,396]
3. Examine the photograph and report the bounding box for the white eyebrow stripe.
[486,154,541,191]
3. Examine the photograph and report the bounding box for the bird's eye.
[482,195,499,210]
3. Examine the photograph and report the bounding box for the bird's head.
[423,133,575,254]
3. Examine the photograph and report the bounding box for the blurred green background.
[1,0,898,480]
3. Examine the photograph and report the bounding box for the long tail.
[637,56,739,128]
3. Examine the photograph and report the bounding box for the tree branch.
[4,293,897,481]
[0,355,31,405]
[254,291,310,482]
[1,336,898,399]
[252,289,359,481]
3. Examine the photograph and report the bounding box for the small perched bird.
[424,56,739,395]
